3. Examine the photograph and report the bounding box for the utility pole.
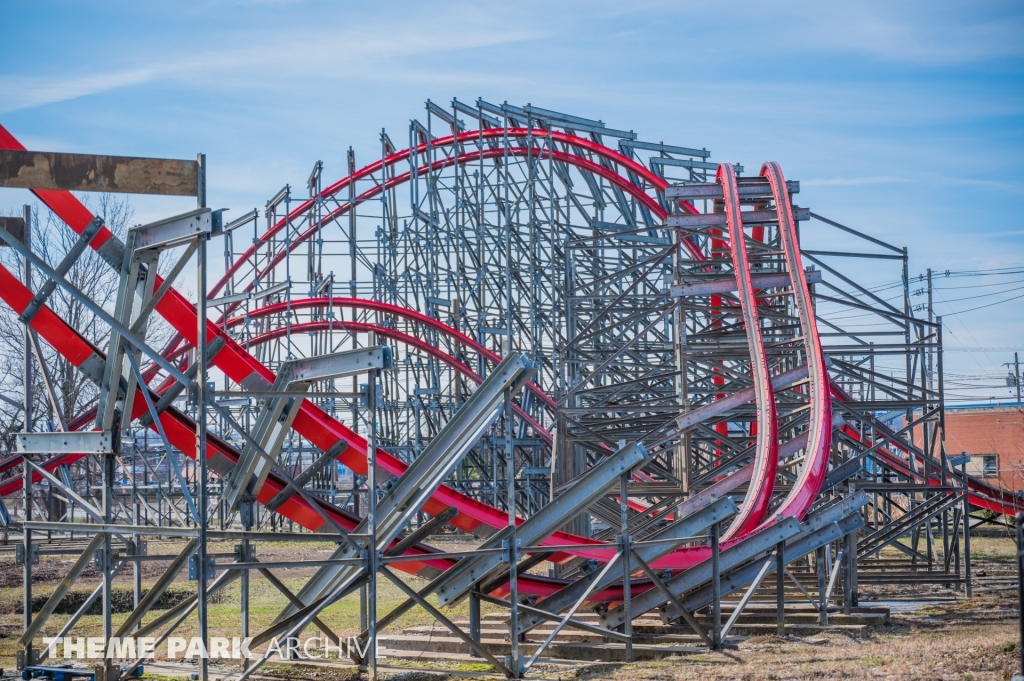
[927,268,933,385]
[1016,352,1021,404]
[1004,353,1021,404]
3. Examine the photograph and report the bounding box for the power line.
[933,283,1024,304]
[944,290,1024,315]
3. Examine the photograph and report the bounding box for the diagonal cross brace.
[670,511,867,622]
[273,352,537,627]
[18,533,105,647]
[19,216,104,324]
[436,441,650,608]
[264,439,349,513]
[601,490,870,629]
[223,346,392,511]
[516,494,738,633]
[363,441,651,643]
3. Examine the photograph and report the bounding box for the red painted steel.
[220,296,557,412]
[209,128,669,304]
[830,383,1024,516]
[2,112,1017,609]
[762,162,833,521]
[0,122,767,571]
[716,164,779,538]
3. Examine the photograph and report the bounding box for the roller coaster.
[0,98,1020,680]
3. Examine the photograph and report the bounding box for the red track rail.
[717,164,778,538]
[829,384,1024,517]
[2,115,1017,604]
[761,162,832,521]
[209,128,670,305]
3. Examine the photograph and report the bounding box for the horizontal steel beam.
[132,208,220,250]
[16,431,112,454]
[674,364,810,431]
[23,521,198,537]
[666,179,800,200]
[668,206,810,228]
[209,279,292,307]
[671,269,822,297]
[0,149,199,196]
[621,140,711,159]
[285,346,393,383]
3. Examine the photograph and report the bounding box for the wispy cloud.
[0,66,171,113]
[968,230,1024,238]
[803,176,910,187]
[0,10,548,114]
[938,177,1024,194]
[723,0,1024,66]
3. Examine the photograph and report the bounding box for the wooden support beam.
[0,150,199,196]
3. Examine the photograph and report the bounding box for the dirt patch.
[0,557,101,588]
[260,663,362,681]
[599,592,1021,681]
[1,585,224,615]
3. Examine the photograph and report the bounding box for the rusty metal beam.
[0,217,25,244]
[0,150,199,196]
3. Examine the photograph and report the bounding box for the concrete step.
[402,625,611,643]
[476,610,886,629]
[376,634,704,662]
[686,613,886,625]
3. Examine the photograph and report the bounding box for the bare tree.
[0,194,170,453]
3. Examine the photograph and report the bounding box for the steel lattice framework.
[0,98,1020,681]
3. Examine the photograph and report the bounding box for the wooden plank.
[0,150,198,196]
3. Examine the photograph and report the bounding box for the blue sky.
[1,0,1022,401]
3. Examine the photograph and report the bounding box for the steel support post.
[102,454,114,646]
[359,584,367,634]
[711,520,721,650]
[843,531,856,614]
[816,546,828,626]
[620,472,632,662]
[21,203,32,669]
[776,541,785,636]
[1016,512,1023,676]
[21,456,32,668]
[469,590,481,657]
[505,389,522,677]
[240,500,252,669]
[962,459,972,598]
[132,539,142,619]
[366,369,378,681]
[195,156,210,681]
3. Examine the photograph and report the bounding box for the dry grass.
[596,597,1021,681]
[0,537,499,670]
[0,536,1019,680]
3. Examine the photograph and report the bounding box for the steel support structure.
[0,98,1011,679]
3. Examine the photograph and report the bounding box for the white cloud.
[0,66,169,113]
[0,9,548,114]
[802,176,910,187]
